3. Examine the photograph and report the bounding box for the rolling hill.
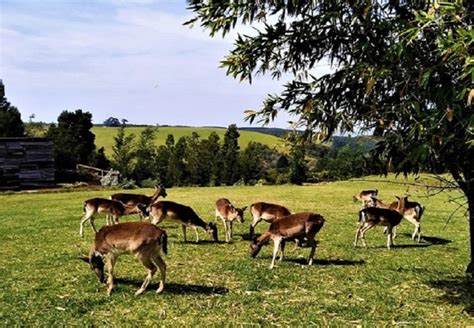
[92,126,284,155]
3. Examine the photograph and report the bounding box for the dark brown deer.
[148,201,218,243]
[249,202,291,239]
[353,189,379,207]
[79,198,147,237]
[354,196,405,249]
[215,198,247,243]
[371,196,425,242]
[250,212,325,269]
[80,221,167,296]
[110,184,167,219]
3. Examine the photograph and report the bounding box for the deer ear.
[395,196,400,200]
[79,255,90,263]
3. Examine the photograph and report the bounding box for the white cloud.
[1,2,297,127]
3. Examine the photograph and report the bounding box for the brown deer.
[110,184,167,219]
[371,196,425,242]
[354,196,405,249]
[250,212,325,269]
[79,198,147,237]
[148,201,218,243]
[249,202,291,239]
[215,198,247,243]
[80,221,167,296]
[353,189,379,207]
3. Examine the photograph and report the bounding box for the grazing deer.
[80,221,167,296]
[110,184,167,219]
[79,198,147,237]
[371,196,425,242]
[148,201,218,243]
[353,189,379,207]
[354,196,405,249]
[250,212,325,269]
[249,202,291,239]
[215,198,247,243]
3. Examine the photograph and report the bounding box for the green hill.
[92,126,284,155]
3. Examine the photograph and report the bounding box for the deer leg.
[307,238,316,266]
[279,240,286,262]
[222,218,229,243]
[194,226,200,243]
[270,238,282,269]
[230,221,234,238]
[135,253,157,296]
[151,250,166,294]
[249,216,261,239]
[386,225,394,249]
[360,223,375,248]
[416,223,421,243]
[79,214,92,237]
[106,253,116,296]
[354,223,363,247]
[182,225,187,243]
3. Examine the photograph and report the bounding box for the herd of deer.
[79,185,424,296]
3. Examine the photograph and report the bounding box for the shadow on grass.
[254,256,364,266]
[427,277,474,316]
[240,233,259,241]
[285,258,365,266]
[175,240,227,245]
[406,234,452,245]
[114,278,229,295]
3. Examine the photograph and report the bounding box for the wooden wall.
[0,138,55,190]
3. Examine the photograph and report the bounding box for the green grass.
[0,175,473,326]
[92,126,284,155]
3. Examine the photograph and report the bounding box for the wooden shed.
[0,138,55,190]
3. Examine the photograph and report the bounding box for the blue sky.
[1,0,330,127]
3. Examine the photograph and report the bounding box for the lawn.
[0,176,472,326]
[92,126,284,155]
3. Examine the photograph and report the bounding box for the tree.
[0,81,25,137]
[155,134,175,187]
[103,117,121,127]
[221,124,241,185]
[133,127,157,181]
[239,142,266,185]
[92,147,111,170]
[287,135,307,185]
[112,124,135,178]
[187,1,474,273]
[46,110,95,180]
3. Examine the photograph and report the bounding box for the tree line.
[0,100,381,186]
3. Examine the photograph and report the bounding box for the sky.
[1,0,331,128]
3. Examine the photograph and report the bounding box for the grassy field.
[0,176,472,326]
[92,126,284,155]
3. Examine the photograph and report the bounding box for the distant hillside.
[237,127,292,138]
[92,126,284,155]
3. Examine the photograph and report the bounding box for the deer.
[110,184,167,220]
[79,198,147,237]
[354,196,405,249]
[147,201,218,243]
[249,202,291,239]
[250,212,325,269]
[215,198,247,243]
[80,221,167,296]
[352,189,379,208]
[370,196,425,242]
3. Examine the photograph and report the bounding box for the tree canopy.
[187,1,474,273]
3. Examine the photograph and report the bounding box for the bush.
[140,178,159,188]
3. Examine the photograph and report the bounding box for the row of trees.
[110,123,379,187]
[112,124,297,187]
